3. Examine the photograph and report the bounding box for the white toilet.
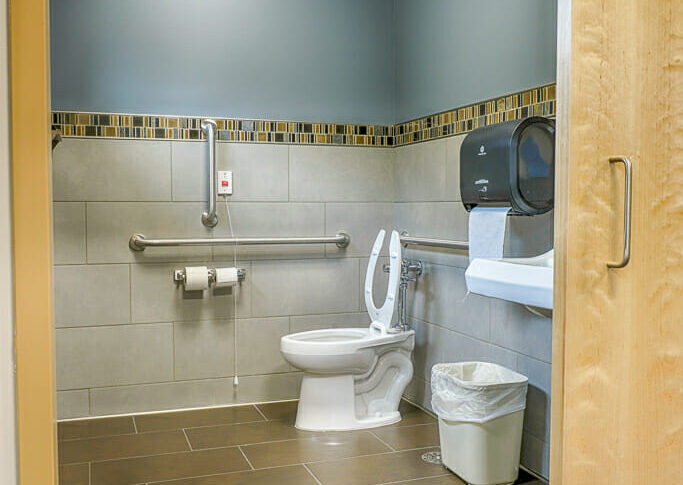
[281,229,415,431]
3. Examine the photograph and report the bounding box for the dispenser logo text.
[478,145,487,156]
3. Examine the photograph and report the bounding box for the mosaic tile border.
[394,83,556,146]
[51,83,555,147]
[50,113,394,147]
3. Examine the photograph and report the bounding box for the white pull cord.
[222,196,239,387]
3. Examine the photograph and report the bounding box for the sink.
[465,250,553,309]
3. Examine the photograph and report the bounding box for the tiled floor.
[58,400,545,485]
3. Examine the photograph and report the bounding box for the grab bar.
[399,233,469,251]
[129,232,351,251]
[201,119,218,227]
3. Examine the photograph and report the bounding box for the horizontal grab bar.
[129,232,351,251]
[399,234,469,251]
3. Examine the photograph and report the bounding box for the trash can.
[431,362,528,485]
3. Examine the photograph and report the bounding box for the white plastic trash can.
[431,362,528,485]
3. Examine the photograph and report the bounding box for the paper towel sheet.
[468,207,510,263]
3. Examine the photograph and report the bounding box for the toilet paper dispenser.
[174,267,246,287]
[460,116,555,215]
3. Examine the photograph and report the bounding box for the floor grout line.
[181,428,193,451]
[302,463,324,485]
[57,398,299,423]
[380,473,453,484]
[237,445,255,470]
[60,432,441,467]
[252,403,269,421]
[368,430,396,452]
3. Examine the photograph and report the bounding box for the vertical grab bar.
[201,119,218,227]
[607,156,632,268]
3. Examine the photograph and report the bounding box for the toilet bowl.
[281,229,415,431]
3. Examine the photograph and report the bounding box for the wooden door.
[552,0,682,483]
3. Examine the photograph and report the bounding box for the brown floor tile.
[90,446,249,485]
[254,400,298,422]
[391,401,436,427]
[59,463,89,485]
[307,447,446,485]
[146,464,319,485]
[241,431,391,469]
[58,416,135,440]
[385,474,465,485]
[59,429,189,464]
[185,419,309,449]
[135,405,264,432]
[371,423,440,451]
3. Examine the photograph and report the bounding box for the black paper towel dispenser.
[460,116,555,215]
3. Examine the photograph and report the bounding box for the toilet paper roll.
[468,207,511,263]
[214,267,239,288]
[184,266,209,291]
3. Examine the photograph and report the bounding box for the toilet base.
[295,374,402,431]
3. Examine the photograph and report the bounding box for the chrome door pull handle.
[607,156,632,268]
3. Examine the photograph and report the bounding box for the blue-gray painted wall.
[50,0,395,124]
[393,0,557,122]
[50,0,557,124]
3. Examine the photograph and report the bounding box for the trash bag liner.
[431,362,528,424]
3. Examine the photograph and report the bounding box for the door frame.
[10,0,58,483]
[549,1,571,483]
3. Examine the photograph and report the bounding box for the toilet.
[281,229,415,431]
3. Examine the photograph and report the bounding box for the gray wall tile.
[411,318,448,381]
[86,202,212,263]
[251,258,359,317]
[54,264,130,327]
[236,317,291,376]
[394,139,446,202]
[521,432,550,478]
[289,312,370,333]
[53,202,86,264]
[171,142,289,202]
[504,210,554,258]
[289,146,394,202]
[212,202,326,260]
[394,201,469,268]
[410,318,517,387]
[517,354,551,443]
[235,373,302,404]
[324,203,394,258]
[444,134,466,201]
[57,390,90,419]
[56,323,174,390]
[218,143,289,201]
[53,139,171,201]
[173,319,235,380]
[408,263,490,341]
[89,373,302,415]
[130,262,251,323]
[403,376,432,411]
[490,300,552,362]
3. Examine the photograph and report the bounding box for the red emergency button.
[221,181,229,186]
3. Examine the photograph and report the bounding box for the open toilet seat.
[280,229,415,431]
[365,229,401,334]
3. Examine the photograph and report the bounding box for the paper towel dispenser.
[460,116,555,215]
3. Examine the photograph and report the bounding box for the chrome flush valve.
[383,259,423,332]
